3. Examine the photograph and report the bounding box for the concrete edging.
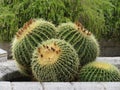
[0,82,120,90]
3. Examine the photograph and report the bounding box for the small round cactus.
[78,61,120,82]
[31,39,79,82]
[12,19,56,76]
[57,22,99,66]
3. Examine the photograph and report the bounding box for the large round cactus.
[31,39,79,82]
[12,19,56,76]
[57,22,99,66]
[78,61,120,82]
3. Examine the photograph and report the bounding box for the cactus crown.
[75,21,91,36]
[90,61,112,70]
[37,42,61,65]
[57,22,92,37]
[16,19,36,39]
[87,61,119,71]
[15,19,55,41]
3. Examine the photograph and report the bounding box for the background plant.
[0,0,119,42]
[103,0,120,41]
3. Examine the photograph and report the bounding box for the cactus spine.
[57,22,99,66]
[31,39,79,82]
[78,61,120,81]
[12,19,56,76]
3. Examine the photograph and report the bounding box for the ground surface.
[0,57,120,90]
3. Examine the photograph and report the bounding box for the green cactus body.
[79,61,120,82]
[12,19,56,76]
[31,39,79,82]
[57,22,99,66]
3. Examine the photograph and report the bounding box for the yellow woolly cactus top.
[37,42,61,66]
[75,22,92,36]
[88,61,117,71]
[16,19,40,40]
[12,19,42,49]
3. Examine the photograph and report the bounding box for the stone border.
[97,57,120,65]
[0,82,120,90]
[97,57,120,69]
[0,48,7,62]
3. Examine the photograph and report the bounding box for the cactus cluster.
[12,19,120,82]
[78,61,120,81]
[57,22,99,66]
[12,19,56,76]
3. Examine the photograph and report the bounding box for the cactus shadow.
[0,71,32,81]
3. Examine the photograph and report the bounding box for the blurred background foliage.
[0,0,120,42]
